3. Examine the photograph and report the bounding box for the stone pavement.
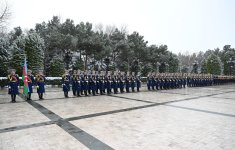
[0,84,235,150]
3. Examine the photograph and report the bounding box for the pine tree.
[9,42,25,76]
[0,36,10,76]
[200,59,207,74]
[49,56,64,77]
[24,31,44,74]
[206,54,222,75]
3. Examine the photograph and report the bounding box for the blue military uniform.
[136,75,141,92]
[130,76,136,92]
[112,76,118,94]
[119,75,124,93]
[106,76,111,94]
[62,73,70,98]
[8,73,19,103]
[71,74,77,96]
[89,76,96,96]
[76,75,81,96]
[147,75,152,91]
[36,73,45,100]
[125,75,130,93]
[27,73,34,100]
[98,75,105,95]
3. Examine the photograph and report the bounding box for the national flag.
[22,57,29,97]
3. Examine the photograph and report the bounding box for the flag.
[22,57,29,97]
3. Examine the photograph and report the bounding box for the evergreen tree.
[49,56,64,77]
[9,42,25,76]
[0,36,9,76]
[168,52,179,73]
[206,54,222,75]
[24,31,44,73]
[200,59,207,74]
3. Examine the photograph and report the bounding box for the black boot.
[92,90,96,96]
[66,92,69,98]
[77,91,81,97]
[132,88,135,92]
[11,94,14,102]
[73,90,76,96]
[27,93,31,100]
[40,93,44,100]
[13,94,16,102]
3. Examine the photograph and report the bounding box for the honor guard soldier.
[147,73,151,91]
[62,70,70,98]
[8,69,19,103]
[27,70,34,100]
[87,71,92,95]
[71,70,77,96]
[83,71,88,96]
[155,73,159,90]
[112,71,118,94]
[76,70,81,96]
[80,71,84,95]
[95,71,100,94]
[130,72,136,92]
[89,71,96,96]
[98,71,105,95]
[125,72,130,93]
[136,72,141,92]
[159,74,163,90]
[36,70,45,100]
[187,74,191,87]
[151,73,156,90]
[105,71,112,94]
[118,72,125,93]
[182,74,187,88]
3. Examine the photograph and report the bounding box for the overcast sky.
[7,0,235,54]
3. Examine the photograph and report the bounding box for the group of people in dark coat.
[147,73,190,90]
[7,69,235,102]
[61,70,141,97]
[147,72,235,91]
[7,69,45,102]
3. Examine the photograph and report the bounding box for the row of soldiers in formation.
[7,69,142,102]
[62,70,141,98]
[147,72,235,90]
[7,69,235,102]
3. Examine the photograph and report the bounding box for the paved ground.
[0,84,235,150]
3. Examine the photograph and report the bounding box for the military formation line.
[7,69,235,103]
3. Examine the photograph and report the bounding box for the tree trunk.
[85,54,88,70]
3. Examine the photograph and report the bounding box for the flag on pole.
[22,57,29,97]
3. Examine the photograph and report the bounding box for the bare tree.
[105,25,116,36]
[119,24,128,34]
[94,23,104,33]
[0,0,11,33]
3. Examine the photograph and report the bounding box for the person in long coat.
[36,70,45,100]
[8,69,19,103]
